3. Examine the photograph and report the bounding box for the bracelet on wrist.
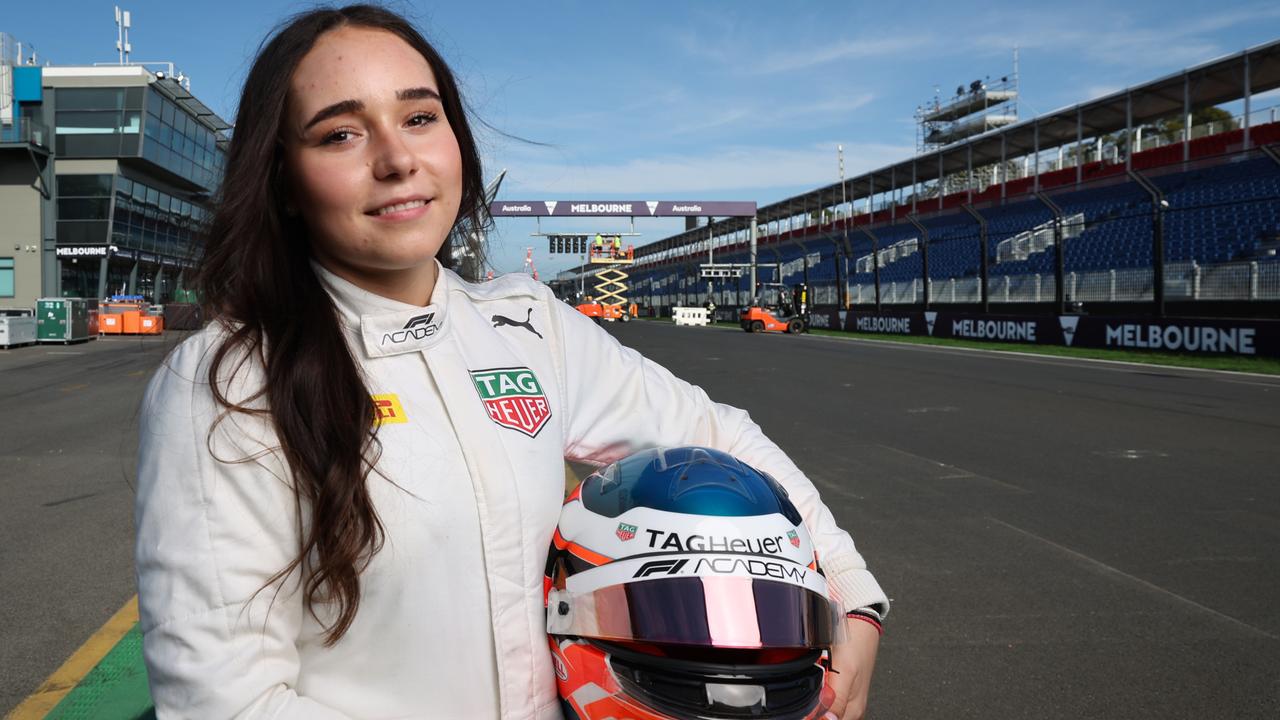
[845,608,884,635]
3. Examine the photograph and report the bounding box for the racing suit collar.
[311,259,451,358]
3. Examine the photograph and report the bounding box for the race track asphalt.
[2,322,1277,718]
[620,321,1280,719]
[0,335,174,715]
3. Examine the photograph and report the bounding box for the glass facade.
[50,79,226,301]
[54,172,209,301]
[55,173,113,245]
[110,175,209,262]
[56,172,111,298]
[53,87,143,158]
[142,89,223,191]
[53,86,225,194]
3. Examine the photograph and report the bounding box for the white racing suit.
[135,261,888,719]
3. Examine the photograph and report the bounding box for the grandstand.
[618,40,1280,318]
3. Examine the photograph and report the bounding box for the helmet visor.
[547,572,840,649]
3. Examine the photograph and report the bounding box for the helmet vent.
[706,682,766,708]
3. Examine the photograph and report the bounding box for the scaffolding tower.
[916,50,1020,155]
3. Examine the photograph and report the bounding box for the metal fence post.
[1192,262,1201,300]
[1034,192,1066,313]
[906,214,931,309]
[1109,269,1117,301]
[1127,169,1168,317]
[1251,261,1260,300]
[857,226,882,311]
[962,204,989,313]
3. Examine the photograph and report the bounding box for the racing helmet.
[545,447,841,720]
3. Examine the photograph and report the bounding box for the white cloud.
[671,16,932,76]
[751,36,927,74]
[494,141,914,196]
[974,3,1280,70]
[667,93,876,136]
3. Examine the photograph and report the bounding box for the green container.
[37,297,95,343]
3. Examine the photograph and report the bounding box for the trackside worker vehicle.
[740,282,809,334]
[575,301,637,323]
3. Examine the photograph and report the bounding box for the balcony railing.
[0,119,51,149]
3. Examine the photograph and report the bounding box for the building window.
[140,89,225,191]
[0,258,14,297]
[59,175,114,197]
[53,88,144,158]
[57,173,115,246]
[109,175,209,263]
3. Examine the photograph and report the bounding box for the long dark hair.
[195,4,487,645]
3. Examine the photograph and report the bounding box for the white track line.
[987,516,1277,640]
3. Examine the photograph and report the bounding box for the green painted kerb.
[45,623,154,720]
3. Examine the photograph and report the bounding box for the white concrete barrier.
[672,307,710,326]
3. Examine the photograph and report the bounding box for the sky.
[6,0,1280,275]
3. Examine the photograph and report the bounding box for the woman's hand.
[823,617,881,720]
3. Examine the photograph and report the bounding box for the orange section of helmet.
[552,527,614,567]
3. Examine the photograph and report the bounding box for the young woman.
[135,5,888,719]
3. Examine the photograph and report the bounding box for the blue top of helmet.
[579,447,802,524]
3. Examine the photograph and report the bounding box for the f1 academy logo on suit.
[381,312,442,347]
[470,367,552,437]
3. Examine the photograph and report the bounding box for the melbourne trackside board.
[819,309,1280,357]
[469,367,552,437]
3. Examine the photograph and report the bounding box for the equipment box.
[0,309,37,348]
[36,297,97,343]
[163,303,203,330]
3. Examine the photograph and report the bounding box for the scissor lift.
[589,245,635,320]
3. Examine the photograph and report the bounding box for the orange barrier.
[138,315,163,334]
[121,311,142,335]
[98,302,163,335]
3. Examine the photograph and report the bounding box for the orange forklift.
[740,282,809,334]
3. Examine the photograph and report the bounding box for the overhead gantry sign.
[490,201,757,218]
[488,200,763,303]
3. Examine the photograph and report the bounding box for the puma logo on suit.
[491,308,543,339]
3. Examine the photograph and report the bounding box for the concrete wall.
[0,149,45,309]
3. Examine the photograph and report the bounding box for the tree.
[1156,107,1238,142]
